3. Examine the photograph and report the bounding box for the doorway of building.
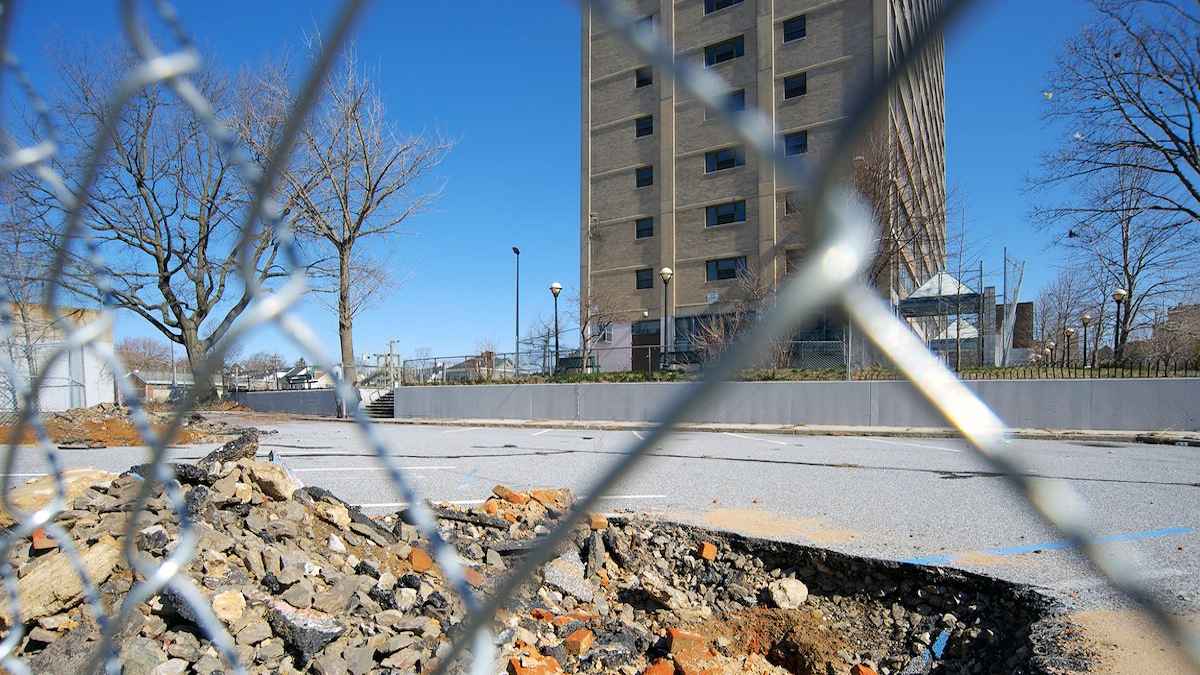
[631,319,660,374]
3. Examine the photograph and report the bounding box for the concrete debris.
[0,467,1064,674]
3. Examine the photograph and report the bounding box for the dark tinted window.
[636,165,654,187]
[704,0,743,13]
[635,67,653,88]
[706,200,747,227]
[704,35,744,67]
[635,217,654,239]
[635,115,653,137]
[784,131,808,156]
[784,72,807,99]
[783,192,800,214]
[704,147,745,173]
[783,15,806,42]
[706,89,746,120]
[706,257,748,281]
[635,268,654,289]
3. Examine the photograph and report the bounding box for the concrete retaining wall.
[391,379,1200,431]
[231,389,339,417]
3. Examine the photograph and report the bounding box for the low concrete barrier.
[231,389,339,417]
[391,379,1200,431]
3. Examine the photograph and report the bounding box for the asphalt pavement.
[6,415,1199,615]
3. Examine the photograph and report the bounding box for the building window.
[706,89,746,120]
[783,72,807,99]
[636,14,656,32]
[704,0,743,14]
[783,130,808,156]
[704,146,745,173]
[704,35,744,67]
[635,115,654,138]
[635,67,653,88]
[782,192,800,214]
[635,268,654,289]
[783,15,806,42]
[706,200,746,227]
[636,165,654,187]
[706,256,748,282]
[635,216,654,239]
[593,321,613,343]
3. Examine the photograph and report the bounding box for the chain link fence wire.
[0,0,1197,673]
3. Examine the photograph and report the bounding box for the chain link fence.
[1,1,1198,674]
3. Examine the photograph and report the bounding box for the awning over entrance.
[898,272,981,318]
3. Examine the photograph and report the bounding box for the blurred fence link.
[1,0,1198,674]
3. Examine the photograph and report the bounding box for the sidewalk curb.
[214,411,1199,445]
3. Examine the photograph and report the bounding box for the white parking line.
[0,473,48,478]
[531,429,553,437]
[442,427,483,434]
[355,493,669,509]
[291,465,456,474]
[631,431,645,440]
[722,432,787,446]
[865,437,961,453]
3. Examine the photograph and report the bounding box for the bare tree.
[0,194,54,409]
[1039,158,1197,360]
[114,337,174,373]
[570,291,620,374]
[241,49,450,386]
[849,132,947,295]
[13,48,288,400]
[689,267,789,368]
[1035,269,1088,363]
[1039,0,1200,224]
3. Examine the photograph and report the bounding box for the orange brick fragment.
[850,666,878,675]
[588,513,609,530]
[483,499,500,515]
[667,627,708,662]
[463,566,485,587]
[493,484,529,505]
[563,628,594,656]
[409,548,433,572]
[642,659,674,675]
[696,541,717,561]
[507,654,562,675]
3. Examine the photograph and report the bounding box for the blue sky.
[7,0,1096,362]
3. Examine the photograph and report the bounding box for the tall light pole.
[1064,327,1075,367]
[1112,287,1128,362]
[512,246,521,375]
[1080,313,1092,368]
[1047,340,1056,366]
[549,282,562,372]
[659,267,673,368]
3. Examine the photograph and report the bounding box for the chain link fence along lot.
[2,0,1200,673]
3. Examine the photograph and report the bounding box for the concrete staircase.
[364,390,395,419]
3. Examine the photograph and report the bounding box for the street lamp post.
[512,246,520,376]
[1064,327,1076,367]
[549,282,562,373]
[1080,313,1092,368]
[1112,288,1128,362]
[659,267,673,369]
[1047,340,1056,366]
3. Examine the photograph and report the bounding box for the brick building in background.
[580,0,946,371]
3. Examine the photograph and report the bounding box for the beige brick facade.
[581,0,945,363]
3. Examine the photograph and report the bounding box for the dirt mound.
[0,403,251,448]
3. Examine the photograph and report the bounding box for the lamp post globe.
[1112,288,1128,361]
[658,268,674,369]
[549,282,562,372]
[1064,328,1075,367]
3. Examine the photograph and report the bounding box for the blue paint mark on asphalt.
[903,526,1194,566]
[931,628,949,658]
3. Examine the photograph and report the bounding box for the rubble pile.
[0,403,254,448]
[0,443,1067,674]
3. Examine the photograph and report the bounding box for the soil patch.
[1070,609,1198,674]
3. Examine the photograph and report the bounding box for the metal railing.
[1,1,1197,674]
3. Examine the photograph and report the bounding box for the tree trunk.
[338,248,357,388]
[179,327,217,404]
